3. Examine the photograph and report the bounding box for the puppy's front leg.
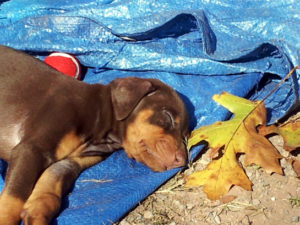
[0,143,53,225]
[21,155,103,225]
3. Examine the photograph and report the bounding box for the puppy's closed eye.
[152,109,175,130]
[162,109,175,129]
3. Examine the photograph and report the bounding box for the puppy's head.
[111,77,189,171]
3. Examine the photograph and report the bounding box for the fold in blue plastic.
[0,1,299,224]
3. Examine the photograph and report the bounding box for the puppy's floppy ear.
[111,77,156,120]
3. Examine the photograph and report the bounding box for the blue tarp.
[0,0,299,224]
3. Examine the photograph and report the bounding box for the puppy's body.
[0,45,189,225]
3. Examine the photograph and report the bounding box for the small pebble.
[173,200,185,210]
[247,170,253,178]
[252,199,261,205]
[169,222,176,225]
[135,213,142,220]
[214,215,221,224]
[291,216,300,223]
[119,221,130,225]
[208,212,221,224]
[143,210,153,219]
[186,203,195,210]
[270,197,276,201]
[157,194,167,201]
[126,216,134,223]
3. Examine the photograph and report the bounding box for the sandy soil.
[117,114,300,225]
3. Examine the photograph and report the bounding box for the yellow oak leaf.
[185,92,282,200]
[186,146,252,200]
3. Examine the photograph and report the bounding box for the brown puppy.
[0,45,189,225]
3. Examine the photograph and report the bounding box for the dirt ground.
[117,113,300,225]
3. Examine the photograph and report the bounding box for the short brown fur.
[0,45,189,225]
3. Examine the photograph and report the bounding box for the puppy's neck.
[87,84,124,151]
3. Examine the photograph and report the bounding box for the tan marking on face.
[55,130,84,160]
[0,192,24,224]
[175,116,180,125]
[122,109,184,171]
[122,109,158,157]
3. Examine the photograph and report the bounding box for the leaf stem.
[262,66,299,102]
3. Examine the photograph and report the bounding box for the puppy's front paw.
[21,210,49,225]
[0,206,21,225]
[0,193,24,225]
[21,193,61,225]
[0,215,20,225]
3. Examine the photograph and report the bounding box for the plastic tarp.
[0,0,299,224]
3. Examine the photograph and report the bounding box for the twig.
[80,179,113,183]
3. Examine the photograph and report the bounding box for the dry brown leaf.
[259,121,300,152]
[291,159,300,178]
[219,195,237,204]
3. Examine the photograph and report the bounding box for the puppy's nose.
[168,150,187,169]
